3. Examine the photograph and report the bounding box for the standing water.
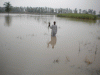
[0,14,100,75]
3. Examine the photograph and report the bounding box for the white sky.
[0,0,100,14]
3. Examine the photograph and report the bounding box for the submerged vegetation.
[57,13,97,20]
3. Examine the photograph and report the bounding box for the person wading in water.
[48,21,57,36]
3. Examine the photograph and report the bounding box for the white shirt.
[50,25,57,36]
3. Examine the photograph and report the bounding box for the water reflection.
[97,20,100,25]
[29,15,55,24]
[47,36,57,49]
[4,15,12,27]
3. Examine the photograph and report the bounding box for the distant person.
[48,21,57,36]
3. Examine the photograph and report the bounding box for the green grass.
[57,13,97,20]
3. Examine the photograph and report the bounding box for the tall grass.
[57,13,97,20]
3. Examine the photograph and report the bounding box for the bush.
[57,13,97,20]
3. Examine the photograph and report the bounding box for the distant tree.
[69,9,72,13]
[79,9,81,14]
[54,8,58,13]
[88,9,93,14]
[3,2,12,15]
[0,7,5,13]
[51,8,54,13]
[99,11,100,14]
[58,8,60,13]
[74,8,78,13]
[92,10,96,15]
[65,8,68,13]
[82,10,88,14]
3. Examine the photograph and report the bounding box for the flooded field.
[0,13,100,75]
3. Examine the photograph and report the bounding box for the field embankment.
[57,13,97,20]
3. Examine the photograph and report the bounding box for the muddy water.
[0,14,100,75]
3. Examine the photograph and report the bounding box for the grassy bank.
[57,13,97,20]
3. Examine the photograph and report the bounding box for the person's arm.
[48,22,50,27]
[50,25,53,29]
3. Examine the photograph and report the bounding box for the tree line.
[0,2,98,15]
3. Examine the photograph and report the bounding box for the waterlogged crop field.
[0,14,100,75]
[57,13,97,20]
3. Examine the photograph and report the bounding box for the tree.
[88,9,93,14]
[99,11,100,14]
[92,10,96,15]
[3,2,12,15]
[74,8,78,13]
[79,9,81,14]
[82,10,88,14]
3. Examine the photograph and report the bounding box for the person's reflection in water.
[47,36,57,49]
[5,15,12,27]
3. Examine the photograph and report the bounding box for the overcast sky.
[0,0,100,14]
